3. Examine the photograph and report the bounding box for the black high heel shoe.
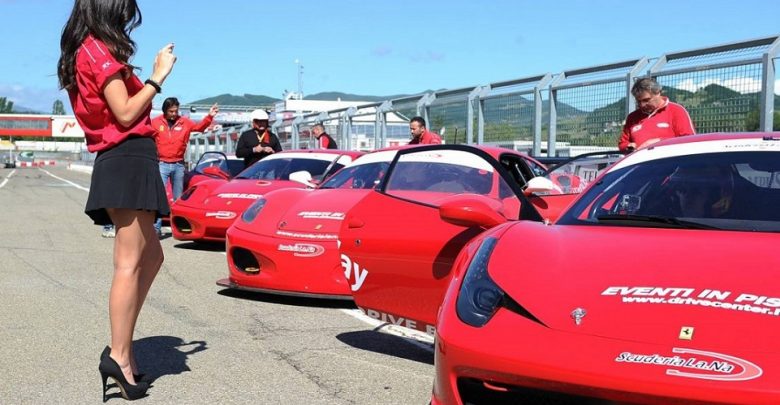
[101,346,145,382]
[99,353,150,402]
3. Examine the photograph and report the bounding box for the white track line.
[0,169,16,189]
[40,168,89,192]
[40,165,432,352]
[340,308,434,352]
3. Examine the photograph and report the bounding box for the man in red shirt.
[408,116,442,144]
[618,77,695,153]
[152,97,218,235]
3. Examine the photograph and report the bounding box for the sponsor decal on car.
[217,193,263,199]
[602,286,780,317]
[341,253,368,292]
[297,211,345,220]
[358,306,436,336]
[275,230,338,240]
[204,211,237,219]
[277,243,325,257]
[615,347,762,381]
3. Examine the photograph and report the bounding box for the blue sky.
[0,0,778,113]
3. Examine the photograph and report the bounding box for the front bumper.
[432,308,779,405]
[220,225,351,299]
[170,204,235,242]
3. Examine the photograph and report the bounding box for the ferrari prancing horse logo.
[679,326,694,340]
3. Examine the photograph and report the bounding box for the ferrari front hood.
[488,223,780,352]
[205,179,304,210]
[275,188,370,235]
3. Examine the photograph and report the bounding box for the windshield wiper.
[596,214,720,230]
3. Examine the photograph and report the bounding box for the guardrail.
[190,35,779,158]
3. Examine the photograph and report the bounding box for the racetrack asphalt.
[0,166,434,404]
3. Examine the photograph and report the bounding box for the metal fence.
[190,35,779,159]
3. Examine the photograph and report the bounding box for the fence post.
[468,85,489,145]
[760,38,780,131]
[547,73,566,157]
[534,74,553,156]
[417,93,436,125]
[626,58,649,120]
[291,115,303,149]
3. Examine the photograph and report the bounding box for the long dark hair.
[57,0,142,90]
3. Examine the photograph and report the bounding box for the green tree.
[0,97,14,113]
[52,99,66,115]
[746,109,780,131]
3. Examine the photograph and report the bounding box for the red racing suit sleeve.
[190,114,214,133]
[618,123,632,153]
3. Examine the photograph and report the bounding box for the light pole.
[294,59,304,99]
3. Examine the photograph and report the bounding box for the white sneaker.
[102,227,116,238]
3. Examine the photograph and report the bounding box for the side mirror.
[202,166,230,180]
[439,194,507,228]
[289,170,316,188]
[523,176,557,196]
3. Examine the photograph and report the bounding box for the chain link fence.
[191,35,779,157]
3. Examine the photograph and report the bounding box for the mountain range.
[189,91,422,106]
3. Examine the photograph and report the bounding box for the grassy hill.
[303,91,414,102]
[189,93,279,106]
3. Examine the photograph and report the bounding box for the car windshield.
[559,151,780,232]
[319,162,390,189]
[235,157,340,181]
[193,156,244,177]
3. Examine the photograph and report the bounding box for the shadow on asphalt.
[134,336,208,382]
[173,241,226,252]
[216,288,357,309]
[336,330,434,365]
[103,336,207,401]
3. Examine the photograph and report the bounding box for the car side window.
[524,158,546,177]
[384,149,521,218]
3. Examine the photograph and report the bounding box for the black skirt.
[85,136,170,226]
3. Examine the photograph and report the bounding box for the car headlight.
[180,186,197,201]
[241,198,266,223]
[456,237,504,327]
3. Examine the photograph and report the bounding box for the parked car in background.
[219,148,402,299]
[170,150,362,242]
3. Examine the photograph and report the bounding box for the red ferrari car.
[164,151,244,206]
[346,135,780,403]
[170,150,362,242]
[218,148,402,298]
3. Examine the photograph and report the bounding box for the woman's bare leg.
[130,215,164,375]
[106,209,163,384]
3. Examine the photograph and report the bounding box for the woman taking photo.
[57,0,175,400]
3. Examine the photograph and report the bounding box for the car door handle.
[348,218,365,229]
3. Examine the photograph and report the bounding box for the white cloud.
[0,84,70,113]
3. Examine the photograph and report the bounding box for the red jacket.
[409,130,442,145]
[151,114,213,162]
[618,97,695,152]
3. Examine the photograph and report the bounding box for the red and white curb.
[15,160,56,168]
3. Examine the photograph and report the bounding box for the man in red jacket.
[152,97,219,235]
[408,116,442,144]
[618,77,695,153]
